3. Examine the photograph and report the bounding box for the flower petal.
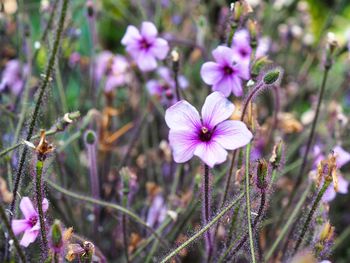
[12,219,30,235]
[194,141,228,168]
[333,146,350,168]
[136,51,157,72]
[141,21,158,40]
[322,185,336,202]
[146,80,162,96]
[121,25,141,45]
[231,76,244,97]
[213,120,253,150]
[212,46,235,65]
[20,197,37,219]
[200,62,223,85]
[150,38,169,59]
[201,92,235,127]
[165,100,201,131]
[337,175,349,194]
[168,130,198,163]
[20,229,39,247]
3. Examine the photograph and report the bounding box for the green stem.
[45,178,168,249]
[0,203,27,262]
[245,143,256,263]
[36,159,48,257]
[264,183,312,262]
[9,0,69,220]
[160,192,245,263]
[293,180,331,254]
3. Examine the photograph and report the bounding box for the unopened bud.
[86,0,94,17]
[51,220,63,249]
[257,159,268,189]
[171,49,180,73]
[84,130,96,145]
[262,67,283,86]
[319,221,334,242]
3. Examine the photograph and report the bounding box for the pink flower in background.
[12,197,49,247]
[146,67,188,105]
[121,21,169,72]
[0,59,28,96]
[165,92,253,167]
[200,46,250,97]
[94,51,130,92]
[231,29,252,63]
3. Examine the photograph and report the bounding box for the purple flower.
[0,59,28,96]
[231,29,252,64]
[121,21,169,72]
[165,92,253,167]
[200,46,250,97]
[146,67,188,105]
[94,51,130,92]
[11,197,49,247]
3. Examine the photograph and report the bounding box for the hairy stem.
[160,192,245,263]
[0,203,27,262]
[203,164,212,262]
[293,180,331,254]
[220,189,265,262]
[264,183,312,261]
[10,0,69,220]
[244,143,256,263]
[36,159,48,257]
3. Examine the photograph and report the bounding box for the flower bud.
[232,2,243,22]
[85,130,97,145]
[262,67,283,86]
[256,159,268,189]
[51,220,63,249]
[86,0,94,17]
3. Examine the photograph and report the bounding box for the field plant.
[1,0,350,262]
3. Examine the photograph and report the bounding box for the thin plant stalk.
[36,159,48,257]
[264,183,312,261]
[0,203,27,262]
[244,142,256,263]
[293,179,331,254]
[291,67,330,200]
[202,164,213,262]
[160,192,245,263]
[10,0,69,220]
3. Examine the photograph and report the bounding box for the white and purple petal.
[168,129,198,163]
[201,92,234,128]
[213,120,253,150]
[121,25,141,45]
[19,197,37,220]
[12,219,30,235]
[200,62,223,85]
[194,141,228,168]
[165,100,201,131]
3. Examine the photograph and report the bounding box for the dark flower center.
[223,66,234,75]
[199,126,212,142]
[239,48,249,58]
[139,38,152,50]
[29,216,38,227]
